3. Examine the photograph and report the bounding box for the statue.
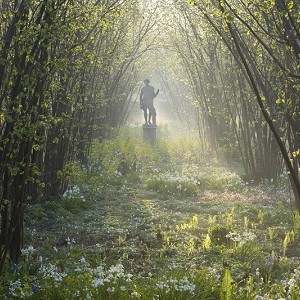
[140,79,159,125]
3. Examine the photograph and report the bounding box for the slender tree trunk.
[218,1,300,209]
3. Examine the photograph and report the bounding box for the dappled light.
[0,0,300,299]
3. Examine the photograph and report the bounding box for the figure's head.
[143,79,150,85]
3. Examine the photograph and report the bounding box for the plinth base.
[143,124,157,145]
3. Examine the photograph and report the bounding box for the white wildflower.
[92,278,104,288]
[21,245,35,256]
[107,287,115,293]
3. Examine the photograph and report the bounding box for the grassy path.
[26,182,296,273]
[15,176,300,299]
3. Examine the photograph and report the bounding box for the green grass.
[2,135,300,299]
[12,181,300,299]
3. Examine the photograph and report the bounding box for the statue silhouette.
[140,79,159,125]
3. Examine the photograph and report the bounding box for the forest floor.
[3,135,300,299]
[21,179,300,299]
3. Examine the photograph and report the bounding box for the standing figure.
[140,79,159,125]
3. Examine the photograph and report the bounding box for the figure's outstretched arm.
[154,89,159,97]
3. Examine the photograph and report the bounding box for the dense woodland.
[0,0,300,298]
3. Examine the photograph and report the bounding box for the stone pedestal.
[143,124,157,145]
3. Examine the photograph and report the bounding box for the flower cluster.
[145,171,199,196]
[41,263,67,282]
[207,267,221,281]
[156,276,196,294]
[281,268,300,296]
[63,185,85,201]
[6,259,136,299]
[226,231,257,245]
[182,164,243,190]
[91,263,133,289]
[9,280,22,297]
[21,245,36,256]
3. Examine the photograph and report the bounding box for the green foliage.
[283,230,294,256]
[203,234,212,249]
[268,226,276,240]
[209,225,230,246]
[61,195,90,214]
[220,268,235,300]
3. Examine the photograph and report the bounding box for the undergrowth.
[1,130,299,299]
